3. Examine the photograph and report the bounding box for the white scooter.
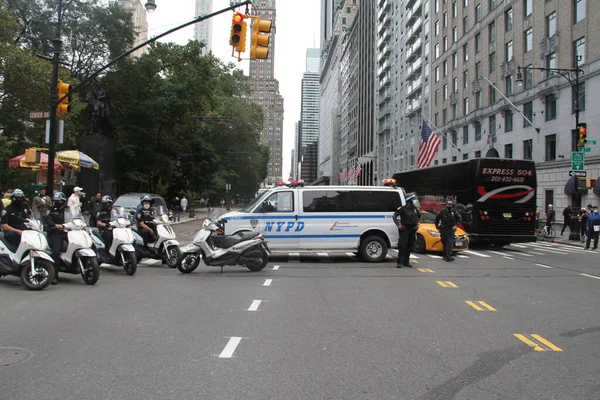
[91,207,137,275]
[177,218,270,274]
[132,206,181,268]
[0,219,55,290]
[55,213,100,285]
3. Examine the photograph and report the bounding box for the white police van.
[219,184,409,262]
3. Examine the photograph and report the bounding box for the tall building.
[429,0,600,211]
[299,49,321,183]
[117,0,148,57]
[248,0,284,184]
[194,0,213,52]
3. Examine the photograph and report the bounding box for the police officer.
[46,192,68,284]
[0,189,31,247]
[435,200,461,262]
[96,196,115,250]
[137,195,156,245]
[392,193,421,268]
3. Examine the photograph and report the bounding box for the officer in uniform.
[392,193,421,268]
[96,196,115,249]
[136,195,156,245]
[46,192,68,284]
[435,199,461,262]
[0,189,31,247]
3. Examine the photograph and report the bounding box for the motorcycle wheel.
[81,257,100,285]
[20,260,55,291]
[177,253,200,274]
[163,246,181,269]
[123,252,137,276]
[246,248,268,272]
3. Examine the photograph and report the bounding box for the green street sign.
[589,140,597,145]
[572,151,585,170]
[583,147,591,152]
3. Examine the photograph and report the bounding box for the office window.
[489,21,496,43]
[443,60,448,76]
[443,108,447,124]
[505,110,513,132]
[435,89,440,105]
[475,121,482,140]
[463,70,468,88]
[453,77,458,92]
[444,36,448,51]
[547,12,556,37]
[545,94,557,121]
[489,115,497,136]
[489,86,496,104]
[475,5,481,22]
[546,52,556,74]
[573,37,585,65]
[463,97,469,114]
[463,16,469,34]
[453,1,458,17]
[452,156,457,162]
[505,143,513,158]
[505,41,513,62]
[452,130,458,146]
[574,0,586,24]
[464,0,468,6]
[475,150,482,158]
[463,44,469,62]
[453,27,458,42]
[475,90,482,108]
[442,158,447,164]
[435,20,440,36]
[573,81,586,112]
[489,52,496,73]
[545,134,556,161]
[475,62,481,79]
[475,33,481,53]
[524,28,533,52]
[524,0,532,17]
[444,84,448,99]
[489,0,496,10]
[523,101,533,127]
[463,153,469,160]
[505,75,513,95]
[453,52,458,69]
[444,12,448,27]
[435,113,439,125]
[443,134,448,149]
[463,125,469,144]
[435,43,440,59]
[435,66,440,82]
[524,64,533,89]
[505,8,513,31]
[452,103,457,119]
[523,139,533,160]
[435,160,439,165]
[435,0,439,12]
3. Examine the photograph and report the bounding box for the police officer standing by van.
[392,193,421,268]
[435,200,461,262]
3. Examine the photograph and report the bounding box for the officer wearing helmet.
[137,195,156,245]
[46,192,68,284]
[0,189,32,247]
[96,195,115,249]
[392,193,421,268]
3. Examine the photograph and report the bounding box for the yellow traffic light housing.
[230,12,247,60]
[56,79,72,116]
[250,17,272,60]
[24,148,40,164]
[577,123,587,148]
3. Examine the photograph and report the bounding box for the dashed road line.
[580,273,600,280]
[247,300,262,311]
[535,263,553,269]
[436,281,459,288]
[263,279,272,286]
[465,301,497,311]
[219,337,242,358]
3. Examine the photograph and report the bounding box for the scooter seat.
[221,231,260,248]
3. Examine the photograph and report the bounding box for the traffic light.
[250,17,272,60]
[56,79,72,116]
[577,123,587,148]
[229,13,247,55]
[24,148,40,164]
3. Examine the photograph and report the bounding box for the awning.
[564,176,588,195]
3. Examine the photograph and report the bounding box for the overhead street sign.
[572,151,584,171]
[569,170,587,177]
[29,111,50,119]
[589,140,597,145]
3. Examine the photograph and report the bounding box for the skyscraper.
[194,0,213,52]
[117,0,148,57]
[299,49,321,183]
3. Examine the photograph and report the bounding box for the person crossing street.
[435,200,461,262]
[392,193,421,268]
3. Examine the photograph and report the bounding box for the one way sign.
[569,170,587,177]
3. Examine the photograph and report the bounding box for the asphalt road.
[1,219,599,400]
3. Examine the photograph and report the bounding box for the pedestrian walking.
[560,205,572,235]
[392,193,421,268]
[32,188,52,220]
[180,196,188,216]
[68,186,84,216]
[579,207,589,242]
[435,199,461,262]
[545,204,555,235]
[585,205,600,250]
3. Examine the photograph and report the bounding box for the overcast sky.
[145,0,322,179]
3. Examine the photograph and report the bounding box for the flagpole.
[421,114,461,153]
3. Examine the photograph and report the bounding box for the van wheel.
[413,234,426,253]
[359,236,388,263]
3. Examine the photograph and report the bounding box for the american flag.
[416,120,441,168]
[346,162,354,183]
[339,167,347,182]
[353,158,362,179]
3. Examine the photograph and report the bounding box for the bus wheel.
[413,234,426,253]
[359,236,388,263]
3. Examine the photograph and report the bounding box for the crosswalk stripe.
[410,254,419,259]
[456,254,469,258]
[510,244,527,248]
[525,251,544,256]
[463,250,491,258]
[428,254,443,259]
[488,250,510,256]
[534,242,588,253]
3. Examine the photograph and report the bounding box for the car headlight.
[427,230,441,237]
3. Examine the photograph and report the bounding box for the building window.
[475,4,481,22]
[443,61,448,76]
[524,0,532,17]
[464,0,468,6]
[435,43,440,59]
[444,36,448,51]
[573,37,585,66]
[546,52,556,74]
[505,75,513,95]
[453,27,458,42]
[524,28,533,52]
[463,153,469,160]
[463,70,468,88]
[489,21,496,43]
[452,130,458,146]
[505,110,513,132]
[505,8,513,31]
[435,66,440,82]
[443,108,447,124]
[573,81,586,112]
[489,115,497,136]
[489,85,496,104]
[452,155,457,162]
[489,52,496,73]
[442,158,447,164]
[475,90,482,108]
[524,64,533,89]
[453,77,458,92]
[444,84,448,99]
[545,134,556,161]
[463,97,469,114]
[523,101,533,127]
[435,113,439,125]
[463,44,469,62]
[453,52,458,69]
[435,160,439,165]
[463,16,469,34]
[452,103,457,119]
[574,0,586,24]
[435,89,439,105]
[475,61,481,79]
[475,33,481,53]
[435,0,439,13]
[443,134,447,150]
[505,41,513,62]
[523,139,533,160]
[489,0,496,10]
[547,12,556,37]
[453,1,458,17]
[435,20,440,36]
[475,150,481,158]
[545,94,557,121]
[444,12,448,27]
[475,121,482,140]
[505,143,513,158]
[463,125,469,144]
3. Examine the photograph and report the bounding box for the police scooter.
[0,219,55,290]
[55,212,100,285]
[132,206,181,268]
[177,218,270,274]
[91,207,137,275]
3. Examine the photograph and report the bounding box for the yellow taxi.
[413,211,469,253]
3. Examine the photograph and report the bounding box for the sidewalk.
[552,232,587,247]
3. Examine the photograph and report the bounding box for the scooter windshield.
[111,207,130,227]
[154,206,169,223]
[64,210,86,228]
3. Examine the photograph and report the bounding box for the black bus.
[391,158,537,244]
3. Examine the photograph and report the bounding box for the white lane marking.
[463,250,492,258]
[248,300,262,311]
[457,255,469,258]
[488,251,510,256]
[510,244,527,248]
[219,337,242,358]
[263,279,272,286]
[272,265,280,270]
[428,254,443,259]
[525,251,544,256]
[535,263,553,269]
[410,254,419,259]
[503,256,514,260]
[345,252,356,257]
[580,273,600,280]
[289,252,300,262]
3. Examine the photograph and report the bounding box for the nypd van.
[219,184,409,262]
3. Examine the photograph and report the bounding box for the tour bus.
[218,183,410,262]
[391,158,537,245]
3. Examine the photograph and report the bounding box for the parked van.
[219,185,410,262]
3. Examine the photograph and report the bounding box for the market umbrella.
[8,152,61,170]
[56,150,99,170]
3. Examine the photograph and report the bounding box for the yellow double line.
[418,268,434,273]
[514,334,563,352]
[436,281,458,288]
[465,300,497,311]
